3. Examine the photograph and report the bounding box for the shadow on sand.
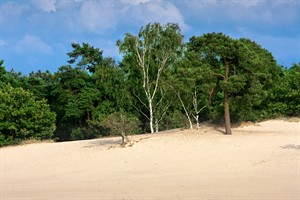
[83,138,122,148]
[280,144,300,150]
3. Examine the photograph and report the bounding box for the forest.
[0,23,299,146]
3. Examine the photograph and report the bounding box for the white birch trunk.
[176,90,193,129]
[133,30,172,134]
[149,99,154,133]
[155,119,159,133]
[192,90,206,130]
[196,114,199,129]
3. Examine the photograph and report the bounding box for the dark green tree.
[52,43,133,141]
[67,43,105,73]
[0,60,9,85]
[26,70,55,100]
[51,65,99,140]
[189,33,242,134]
[0,61,28,89]
[284,63,300,116]
[231,38,281,121]
[0,84,56,146]
[266,63,300,117]
[67,42,131,117]
[188,33,280,134]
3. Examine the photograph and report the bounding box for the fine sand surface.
[1,119,299,200]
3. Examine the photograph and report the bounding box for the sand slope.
[1,119,299,199]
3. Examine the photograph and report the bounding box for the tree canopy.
[0,84,56,146]
[117,23,184,133]
[0,22,299,146]
[187,33,282,134]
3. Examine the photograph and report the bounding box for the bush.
[0,84,56,146]
[161,110,189,130]
[69,127,103,141]
[100,111,140,144]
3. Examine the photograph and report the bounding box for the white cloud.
[14,35,52,55]
[73,0,189,34]
[121,0,189,31]
[28,0,187,34]
[180,0,299,25]
[180,0,217,9]
[120,0,151,5]
[231,0,264,7]
[182,0,264,9]
[0,2,29,24]
[78,1,117,33]
[32,0,56,12]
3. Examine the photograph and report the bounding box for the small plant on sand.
[101,111,140,145]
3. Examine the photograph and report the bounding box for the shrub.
[100,111,140,144]
[0,84,56,146]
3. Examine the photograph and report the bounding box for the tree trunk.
[224,61,232,135]
[224,91,232,135]
[189,120,193,129]
[194,106,206,130]
[155,119,159,133]
[186,112,193,130]
[149,99,154,133]
[121,132,128,144]
[176,91,193,129]
[87,112,91,128]
[196,114,199,129]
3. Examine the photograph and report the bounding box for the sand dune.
[1,119,299,199]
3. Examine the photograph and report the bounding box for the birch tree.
[170,51,214,130]
[117,23,183,133]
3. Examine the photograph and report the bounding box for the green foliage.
[1,25,299,144]
[117,22,184,133]
[51,42,132,141]
[0,60,8,85]
[262,64,300,118]
[69,127,101,141]
[170,48,216,126]
[0,84,56,146]
[67,43,105,73]
[101,111,140,135]
[284,64,300,116]
[188,33,283,125]
[161,110,190,130]
[26,70,55,100]
[50,66,100,140]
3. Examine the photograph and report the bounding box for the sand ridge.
[1,119,299,199]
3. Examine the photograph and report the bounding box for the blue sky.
[1,0,299,74]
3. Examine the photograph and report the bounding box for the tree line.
[0,23,299,146]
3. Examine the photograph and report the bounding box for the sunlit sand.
[1,119,299,199]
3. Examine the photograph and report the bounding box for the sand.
[1,119,299,200]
